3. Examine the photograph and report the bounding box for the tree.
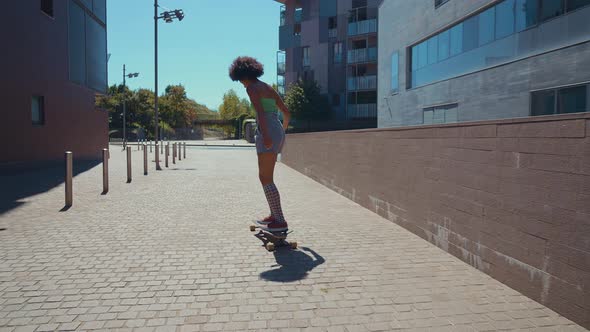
[284,79,331,128]
[98,84,217,140]
[219,89,255,121]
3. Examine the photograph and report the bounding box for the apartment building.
[274,0,381,127]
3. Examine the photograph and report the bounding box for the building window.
[352,0,368,9]
[32,96,45,126]
[294,23,301,36]
[391,52,399,93]
[41,0,54,17]
[539,0,565,22]
[531,84,588,116]
[423,104,458,125]
[295,7,303,23]
[68,0,107,93]
[328,16,338,38]
[333,42,343,64]
[303,47,311,67]
[435,0,451,8]
[409,0,590,89]
[332,94,341,106]
[567,0,590,11]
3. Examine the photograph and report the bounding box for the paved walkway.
[0,144,586,332]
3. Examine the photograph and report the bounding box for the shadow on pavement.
[260,247,325,282]
[0,160,100,215]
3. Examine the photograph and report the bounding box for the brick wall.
[282,113,590,328]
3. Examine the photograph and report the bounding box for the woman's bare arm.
[247,85,271,147]
[273,89,291,131]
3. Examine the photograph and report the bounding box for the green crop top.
[261,98,279,114]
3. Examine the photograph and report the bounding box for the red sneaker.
[264,220,288,232]
[256,215,275,225]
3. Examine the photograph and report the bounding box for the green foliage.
[284,79,331,124]
[219,89,255,121]
[99,84,218,140]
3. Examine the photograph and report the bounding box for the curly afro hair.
[229,56,264,81]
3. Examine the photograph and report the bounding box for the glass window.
[433,109,445,124]
[438,30,450,61]
[32,96,45,125]
[334,42,343,64]
[567,0,590,11]
[68,0,86,86]
[423,110,434,124]
[558,85,587,114]
[79,0,92,9]
[531,90,556,116]
[540,0,565,22]
[496,0,515,39]
[295,8,303,23]
[427,36,438,65]
[93,0,106,23]
[446,106,458,122]
[303,47,310,66]
[411,46,418,71]
[479,7,495,46]
[329,16,337,29]
[450,23,463,56]
[516,0,538,31]
[463,16,479,52]
[391,52,399,93]
[417,41,428,69]
[86,16,107,93]
[41,0,54,17]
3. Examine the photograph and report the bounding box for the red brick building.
[0,0,108,166]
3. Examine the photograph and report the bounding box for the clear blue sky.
[107,0,282,110]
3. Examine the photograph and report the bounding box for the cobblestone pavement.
[0,144,587,332]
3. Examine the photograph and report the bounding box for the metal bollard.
[150,141,152,153]
[143,144,148,175]
[127,146,132,183]
[178,143,182,161]
[165,143,169,168]
[173,143,176,164]
[183,142,186,159]
[161,141,164,154]
[102,149,109,194]
[155,143,159,168]
[65,151,73,207]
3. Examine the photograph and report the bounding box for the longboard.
[250,225,297,251]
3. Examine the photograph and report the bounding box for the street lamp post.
[122,65,139,150]
[154,0,184,170]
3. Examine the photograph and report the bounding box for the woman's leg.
[258,153,286,224]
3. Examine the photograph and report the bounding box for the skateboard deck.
[250,224,297,251]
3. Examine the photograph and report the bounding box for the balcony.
[347,47,377,64]
[347,75,377,91]
[328,28,337,38]
[277,62,286,75]
[347,104,377,119]
[348,19,377,36]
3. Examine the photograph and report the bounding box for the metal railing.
[348,18,377,36]
[328,28,337,38]
[347,47,377,64]
[347,75,377,91]
[347,103,377,119]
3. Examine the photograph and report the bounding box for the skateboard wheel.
[266,243,275,251]
[290,242,298,249]
[249,225,256,232]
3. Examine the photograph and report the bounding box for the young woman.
[229,56,291,232]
